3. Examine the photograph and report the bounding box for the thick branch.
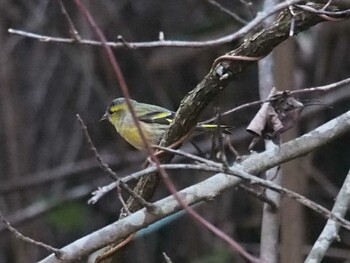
[163,4,347,146]
[305,168,350,263]
[126,2,350,214]
[257,1,280,261]
[39,110,350,263]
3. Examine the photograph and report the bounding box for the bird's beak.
[99,112,109,122]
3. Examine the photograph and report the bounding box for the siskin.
[101,97,230,150]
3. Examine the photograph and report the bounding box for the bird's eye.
[109,105,120,114]
[108,101,124,114]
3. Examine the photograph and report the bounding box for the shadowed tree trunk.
[275,39,306,263]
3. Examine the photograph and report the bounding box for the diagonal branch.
[38,109,350,263]
[127,1,350,216]
[0,211,62,258]
[305,168,350,263]
[163,3,349,148]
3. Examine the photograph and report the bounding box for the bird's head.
[100,97,136,123]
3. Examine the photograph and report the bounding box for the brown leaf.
[247,91,304,150]
[273,95,304,135]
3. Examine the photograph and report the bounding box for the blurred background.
[0,0,350,262]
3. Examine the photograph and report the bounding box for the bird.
[101,97,231,150]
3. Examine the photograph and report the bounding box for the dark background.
[0,1,350,262]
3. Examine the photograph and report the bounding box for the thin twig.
[238,184,278,211]
[152,131,194,160]
[203,76,350,124]
[239,0,256,17]
[76,114,157,212]
[289,5,296,36]
[58,0,81,41]
[321,0,334,10]
[152,145,221,167]
[0,211,63,258]
[117,186,131,215]
[163,252,174,263]
[116,35,132,49]
[295,4,350,16]
[73,1,155,162]
[95,233,135,263]
[73,3,259,260]
[76,114,118,180]
[291,76,350,94]
[120,184,160,214]
[224,134,241,158]
[8,0,304,49]
[90,161,350,231]
[211,54,263,71]
[75,112,158,261]
[72,0,168,224]
[38,109,350,263]
[205,0,248,25]
[305,168,350,263]
[154,166,262,263]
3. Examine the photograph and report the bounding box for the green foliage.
[46,202,88,233]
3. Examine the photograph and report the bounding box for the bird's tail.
[196,123,233,134]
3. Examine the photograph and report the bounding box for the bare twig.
[116,35,132,49]
[73,3,259,261]
[151,163,262,263]
[152,145,221,167]
[257,5,280,255]
[288,5,297,36]
[8,0,304,49]
[94,234,135,262]
[205,0,248,24]
[58,0,81,41]
[76,114,118,180]
[291,76,350,95]
[321,0,334,10]
[163,252,174,263]
[203,76,350,124]
[77,112,158,260]
[73,1,155,162]
[224,135,241,158]
[0,211,62,258]
[211,54,263,71]
[116,186,131,216]
[38,109,350,263]
[295,4,350,16]
[239,184,278,211]
[76,114,158,212]
[89,156,350,231]
[305,168,350,263]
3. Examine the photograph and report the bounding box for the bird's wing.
[138,111,175,125]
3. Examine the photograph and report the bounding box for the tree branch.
[305,168,350,262]
[7,0,303,49]
[127,1,350,216]
[38,109,350,263]
[164,3,349,147]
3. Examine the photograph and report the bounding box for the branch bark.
[38,109,350,263]
[258,1,280,261]
[125,2,350,215]
[305,168,350,263]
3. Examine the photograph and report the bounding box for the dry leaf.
[247,91,304,150]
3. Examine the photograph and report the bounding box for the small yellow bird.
[101,97,230,150]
